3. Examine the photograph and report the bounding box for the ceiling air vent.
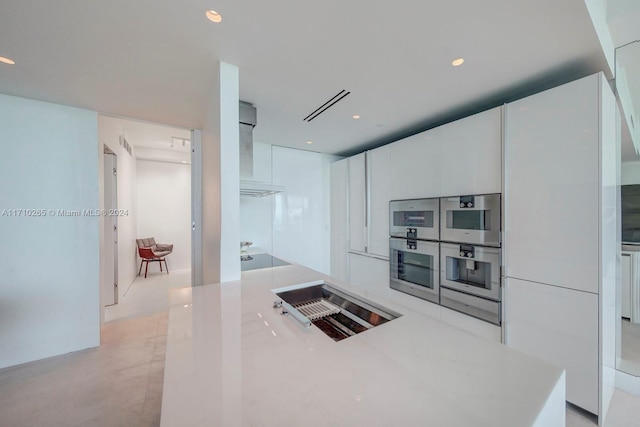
[303,89,351,122]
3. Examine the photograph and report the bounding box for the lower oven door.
[440,242,501,301]
[390,237,440,304]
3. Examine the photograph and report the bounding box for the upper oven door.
[389,237,440,304]
[440,194,501,246]
[389,198,439,241]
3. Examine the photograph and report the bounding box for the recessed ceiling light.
[181,161,187,164]
[306,141,313,144]
[0,56,16,65]
[352,114,361,120]
[205,10,222,23]
[451,58,465,67]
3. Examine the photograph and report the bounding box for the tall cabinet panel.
[504,73,618,420]
[330,158,349,281]
[367,145,391,258]
[389,133,441,200]
[440,107,502,196]
[505,75,600,293]
[348,153,366,253]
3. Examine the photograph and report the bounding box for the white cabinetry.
[348,153,366,253]
[389,107,502,201]
[330,158,349,281]
[347,148,391,258]
[505,78,599,293]
[367,145,391,258]
[504,73,618,419]
[348,252,389,297]
[505,278,599,413]
[439,107,502,196]
[389,132,440,200]
[331,148,390,282]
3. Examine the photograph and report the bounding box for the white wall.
[240,141,273,252]
[98,115,138,301]
[240,144,338,274]
[0,94,100,369]
[136,160,191,270]
[271,146,339,274]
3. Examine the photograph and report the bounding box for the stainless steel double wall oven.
[389,194,502,325]
[389,198,440,304]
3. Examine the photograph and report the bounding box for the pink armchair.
[136,237,173,278]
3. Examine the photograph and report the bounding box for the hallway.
[0,269,190,427]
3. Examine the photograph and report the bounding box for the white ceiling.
[100,114,191,164]
[0,0,617,156]
[115,117,191,153]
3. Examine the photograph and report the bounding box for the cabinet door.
[504,74,600,293]
[348,153,366,253]
[505,278,599,414]
[367,146,390,258]
[348,252,389,297]
[389,132,440,200]
[330,159,349,281]
[440,107,502,196]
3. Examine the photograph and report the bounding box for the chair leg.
[159,260,163,272]
[138,260,144,276]
[144,260,149,278]
[164,259,169,274]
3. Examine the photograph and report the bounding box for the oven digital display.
[447,210,491,231]
[393,211,434,228]
[396,251,435,289]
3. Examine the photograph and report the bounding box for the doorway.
[98,114,194,323]
[103,146,118,306]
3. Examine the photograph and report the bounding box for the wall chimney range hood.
[239,101,285,197]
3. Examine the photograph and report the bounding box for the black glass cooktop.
[240,253,291,272]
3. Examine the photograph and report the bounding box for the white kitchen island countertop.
[161,263,565,427]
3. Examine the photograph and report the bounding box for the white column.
[200,61,240,285]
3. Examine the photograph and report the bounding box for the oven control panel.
[459,244,475,258]
[405,228,417,239]
[459,195,474,208]
[406,239,417,250]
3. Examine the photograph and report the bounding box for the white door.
[348,153,366,253]
[103,149,117,306]
[330,158,349,281]
[367,145,391,258]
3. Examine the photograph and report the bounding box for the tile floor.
[1,267,639,426]
[619,319,640,375]
[0,268,190,427]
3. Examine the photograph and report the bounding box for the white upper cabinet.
[348,153,367,253]
[439,107,502,196]
[367,145,391,258]
[330,158,349,281]
[504,74,600,293]
[389,107,501,201]
[389,132,441,200]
